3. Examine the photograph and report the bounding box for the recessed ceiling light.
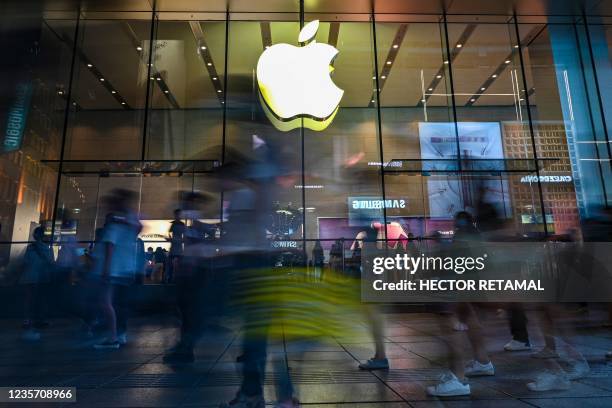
[121,101,126,105]
[436,74,442,79]
[392,44,399,49]
[381,75,386,79]
[111,90,116,94]
[470,98,476,102]
[386,60,392,65]
[87,63,93,68]
[492,74,498,78]
[481,87,486,91]
[207,62,212,66]
[57,90,64,95]
[217,89,222,93]
[428,87,433,91]
[212,77,217,80]
[99,78,104,82]
[150,76,154,80]
[514,44,519,48]
[444,60,449,64]
[156,77,161,81]
[200,45,207,50]
[456,43,463,48]
[136,46,143,51]
[164,90,169,94]
[371,99,375,103]
[505,60,511,64]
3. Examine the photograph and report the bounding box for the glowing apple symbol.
[256,20,344,132]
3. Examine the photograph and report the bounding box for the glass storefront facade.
[1,1,612,278]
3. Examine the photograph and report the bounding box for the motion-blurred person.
[92,189,142,349]
[311,240,324,282]
[329,239,343,274]
[356,227,389,371]
[427,211,494,397]
[56,225,79,284]
[217,142,300,407]
[151,246,166,283]
[167,209,185,283]
[20,226,54,341]
[144,246,154,279]
[163,192,215,363]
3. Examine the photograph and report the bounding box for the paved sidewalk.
[1,311,612,407]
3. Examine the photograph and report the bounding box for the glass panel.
[145,17,226,160]
[0,13,76,267]
[225,16,303,251]
[302,15,382,265]
[63,14,153,160]
[519,22,604,232]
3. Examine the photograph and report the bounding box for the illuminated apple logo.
[256,20,344,132]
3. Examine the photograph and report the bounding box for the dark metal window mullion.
[370,1,388,245]
[141,2,158,162]
[50,9,81,245]
[573,19,609,207]
[512,14,549,235]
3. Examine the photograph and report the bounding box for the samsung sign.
[351,199,406,210]
[348,197,407,226]
[520,175,572,183]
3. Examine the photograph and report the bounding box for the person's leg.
[100,283,117,341]
[240,328,268,399]
[113,284,129,337]
[508,303,530,344]
[462,304,490,365]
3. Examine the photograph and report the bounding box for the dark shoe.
[163,350,194,363]
[33,320,50,329]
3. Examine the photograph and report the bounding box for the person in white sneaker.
[464,359,495,377]
[527,371,571,392]
[505,339,531,351]
[504,304,531,351]
[427,372,471,397]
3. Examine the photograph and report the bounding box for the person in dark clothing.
[20,226,54,341]
[167,209,186,283]
[312,240,324,282]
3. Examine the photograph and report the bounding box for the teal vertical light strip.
[3,82,33,153]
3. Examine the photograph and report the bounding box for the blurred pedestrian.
[92,189,142,349]
[20,226,54,341]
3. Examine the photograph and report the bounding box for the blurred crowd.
[8,140,612,408]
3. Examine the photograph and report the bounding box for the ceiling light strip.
[417,24,476,107]
[368,23,408,108]
[464,25,545,107]
[190,21,224,105]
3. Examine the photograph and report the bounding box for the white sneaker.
[452,321,469,331]
[564,360,590,380]
[427,372,471,396]
[465,359,495,377]
[531,347,559,359]
[117,333,127,345]
[504,339,531,351]
[22,329,41,341]
[527,372,571,392]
